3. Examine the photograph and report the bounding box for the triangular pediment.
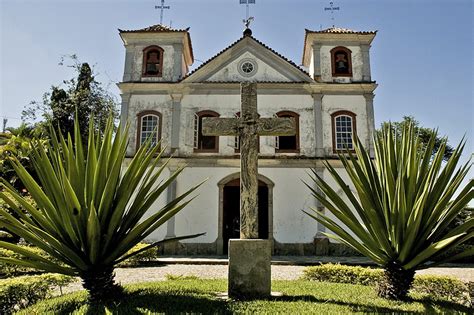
[182,36,313,83]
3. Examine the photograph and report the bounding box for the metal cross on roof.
[324,1,340,27]
[155,0,170,25]
[240,0,256,23]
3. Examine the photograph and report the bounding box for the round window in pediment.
[238,58,257,77]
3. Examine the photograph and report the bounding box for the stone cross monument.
[202,82,295,298]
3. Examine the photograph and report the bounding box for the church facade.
[118,24,377,255]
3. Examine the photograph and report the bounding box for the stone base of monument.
[228,239,272,299]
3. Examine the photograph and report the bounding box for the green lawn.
[19,279,470,314]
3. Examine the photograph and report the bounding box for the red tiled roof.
[305,27,377,35]
[184,32,311,81]
[118,24,190,33]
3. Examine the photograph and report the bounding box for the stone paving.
[62,257,474,294]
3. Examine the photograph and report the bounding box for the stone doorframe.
[216,172,275,255]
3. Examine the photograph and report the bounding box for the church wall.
[129,44,177,82]
[127,94,174,156]
[321,95,368,154]
[206,52,291,82]
[320,45,363,82]
[165,165,321,244]
[173,167,239,243]
[259,167,318,243]
[179,93,315,156]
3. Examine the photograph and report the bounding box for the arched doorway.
[217,173,274,255]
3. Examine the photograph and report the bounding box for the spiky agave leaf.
[305,122,473,271]
[0,116,204,277]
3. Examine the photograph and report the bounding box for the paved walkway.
[62,257,473,293]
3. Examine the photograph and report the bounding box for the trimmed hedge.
[0,273,74,314]
[303,263,471,306]
[118,242,159,267]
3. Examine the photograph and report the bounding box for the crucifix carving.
[202,82,296,239]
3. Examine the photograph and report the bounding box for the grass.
[19,279,471,314]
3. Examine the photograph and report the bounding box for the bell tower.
[302,27,376,83]
[119,25,194,82]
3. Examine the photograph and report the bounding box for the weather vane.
[155,0,170,25]
[324,1,340,27]
[240,0,255,29]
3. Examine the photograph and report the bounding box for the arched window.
[194,110,220,153]
[136,111,162,151]
[331,46,352,77]
[142,46,164,77]
[275,111,299,153]
[331,110,357,152]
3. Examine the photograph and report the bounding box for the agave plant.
[305,123,473,300]
[0,118,203,302]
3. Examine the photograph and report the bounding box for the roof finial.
[240,0,255,35]
[243,17,254,36]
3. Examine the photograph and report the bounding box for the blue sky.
[1,0,473,182]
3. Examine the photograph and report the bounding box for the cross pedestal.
[202,82,296,298]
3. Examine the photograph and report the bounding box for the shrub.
[303,263,383,286]
[303,263,471,306]
[118,243,158,267]
[0,246,53,278]
[0,273,74,314]
[0,243,156,277]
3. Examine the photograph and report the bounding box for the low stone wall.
[159,238,362,257]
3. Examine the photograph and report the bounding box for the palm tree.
[306,123,473,300]
[0,118,204,303]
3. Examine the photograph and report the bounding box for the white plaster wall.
[321,167,361,244]
[173,167,239,243]
[207,52,291,82]
[170,166,319,244]
[179,94,315,156]
[127,94,173,156]
[260,167,318,243]
[129,44,176,82]
[322,95,368,154]
[320,45,363,82]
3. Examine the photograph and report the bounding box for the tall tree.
[379,116,454,161]
[22,56,118,142]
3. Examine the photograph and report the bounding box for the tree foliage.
[306,123,473,300]
[22,55,118,142]
[379,116,454,161]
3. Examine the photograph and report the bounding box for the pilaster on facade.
[360,44,372,82]
[312,93,324,157]
[123,45,135,82]
[170,93,183,152]
[165,166,178,239]
[311,43,322,81]
[120,93,132,126]
[363,93,376,157]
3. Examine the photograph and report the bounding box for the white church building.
[118,24,377,255]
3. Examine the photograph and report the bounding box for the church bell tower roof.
[118,23,190,33]
[302,26,377,67]
[118,24,194,65]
